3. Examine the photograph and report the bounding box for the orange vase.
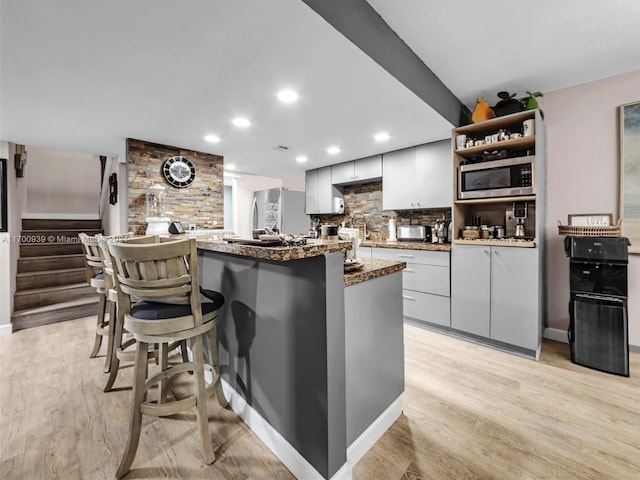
[472,97,496,123]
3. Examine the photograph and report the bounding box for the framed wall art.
[620,101,640,253]
[0,158,7,232]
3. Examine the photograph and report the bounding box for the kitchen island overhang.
[196,237,405,479]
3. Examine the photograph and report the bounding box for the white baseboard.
[544,327,568,343]
[221,379,349,480]
[21,213,100,220]
[0,323,13,336]
[221,381,400,480]
[346,396,402,467]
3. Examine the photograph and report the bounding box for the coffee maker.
[506,201,528,237]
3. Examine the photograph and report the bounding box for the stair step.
[19,229,103,242]
[14,283,96,310]
[16,267,88,291]
[22,219,102,230]
[18,253,86,273]
[20,242,83,257]
[11,297,99,331]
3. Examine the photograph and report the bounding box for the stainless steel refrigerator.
[251,187,309,234]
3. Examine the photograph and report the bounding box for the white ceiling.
[367,0,640,107]
[2,0,639,180]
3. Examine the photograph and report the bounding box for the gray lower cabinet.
[369,247,450,327]
[450,245,491,336]
[490,246,538,350]
[451,244,538,350]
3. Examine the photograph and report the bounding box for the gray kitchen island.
[196,236,405,480]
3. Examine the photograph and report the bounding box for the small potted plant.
[493,91,525,117]
[520,91,544,118]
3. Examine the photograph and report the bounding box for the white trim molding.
[221,380,401,480]
[346,396,402,467]
[0,323,13,336]
[21,213,100,220]
[544,327,569,343]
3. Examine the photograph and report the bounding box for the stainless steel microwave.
[457,156,535,200]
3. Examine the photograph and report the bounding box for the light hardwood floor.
[1,317,638,479]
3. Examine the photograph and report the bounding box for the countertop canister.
[388,217,397,241]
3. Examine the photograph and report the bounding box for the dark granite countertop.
[194,235,352,261]
[343,258,406,287]
[360,240,451,252]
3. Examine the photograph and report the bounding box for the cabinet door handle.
[402,295,415,301]
[483,249,490,256]
[398,254,414,258]
[404,268,415,273]
[493,250,499,256]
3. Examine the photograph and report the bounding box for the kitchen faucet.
[351,212,369,240]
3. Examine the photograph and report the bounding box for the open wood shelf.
[455,136,535,158]
[454,195,536,205]
[453,239,536,248]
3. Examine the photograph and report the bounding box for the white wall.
[542,70,640,346]
[101,149,128,236]
[283,175,305,191]
[22,146,101,218]
[0,142,24,334]
[231,174,306,237]
[232,175,283,238]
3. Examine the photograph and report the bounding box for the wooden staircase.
[12,219,103,331]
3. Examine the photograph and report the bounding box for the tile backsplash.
[127,138,224,235]
[311,181,451,241]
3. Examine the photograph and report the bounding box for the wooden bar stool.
[79,232,111,371]
[97,234,175,392]
[107,238,227,478]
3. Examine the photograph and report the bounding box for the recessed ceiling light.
[295,155,308,163]
[327,146,341,155]
[232,117,251,128]
[277,89,299,103]
[204,134,220,143]
[374,132,390,142]
[225,164,236,170]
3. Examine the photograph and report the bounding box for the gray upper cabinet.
[305,169,319,214]
[415,140,452,208]
[305,166,343,214]
[382,139,451,210]
[331,155,382,186]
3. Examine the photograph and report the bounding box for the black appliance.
[565,236,629,376]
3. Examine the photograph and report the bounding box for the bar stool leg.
[192,334,215,464]
[103,300,116,373]
[159,342,169,404]
[104,307,125,392]
[116,339,148,479]
[206,328,228,408]
[89,293,107,358]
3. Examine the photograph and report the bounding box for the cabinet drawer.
[402,290,450,327]
[371,247,450,267]
[403,263,450,296]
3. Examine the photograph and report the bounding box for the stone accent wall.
[127,139,223,234]
[312,181,450,241]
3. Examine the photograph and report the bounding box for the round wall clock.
[162,155,196,188]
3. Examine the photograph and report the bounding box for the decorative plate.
[344,261,364,272]
[162,155,196,188]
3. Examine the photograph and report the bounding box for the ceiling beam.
[301,0,470,127]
